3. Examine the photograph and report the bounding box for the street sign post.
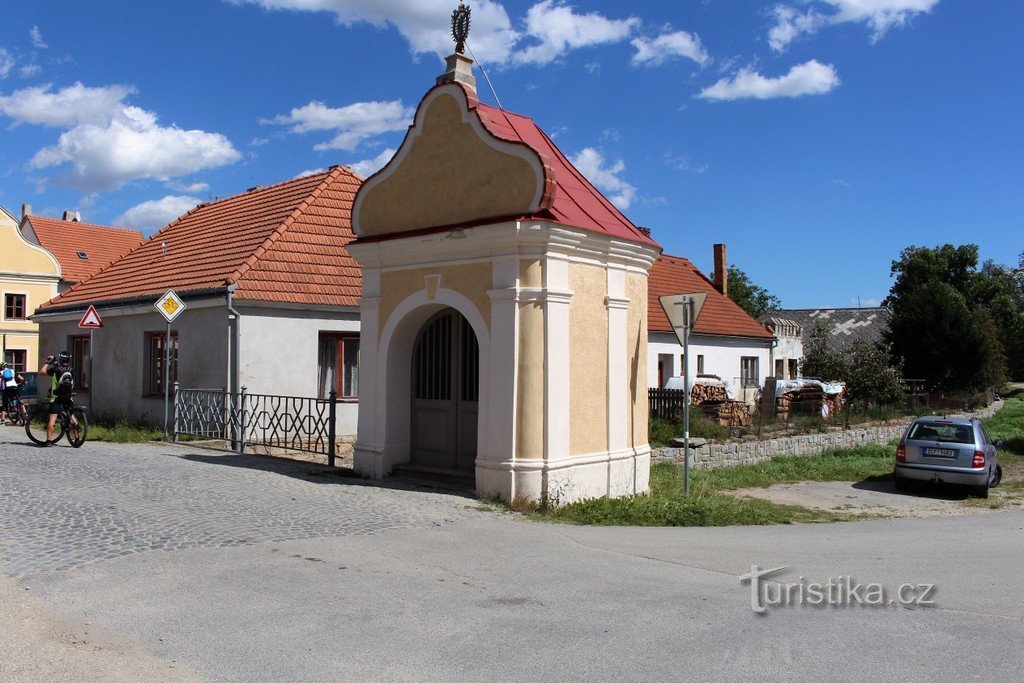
[658,293,707,496]
[155,291,186,440]
[78,306,103,417]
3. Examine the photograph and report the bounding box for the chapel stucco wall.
[378,262,492,337]
[627,272,648,448]
[357,89,541,236]
[568,262,609,456]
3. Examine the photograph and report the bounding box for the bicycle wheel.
[16,403,27,427]
[25,404,65,445]
[67,408,88,448]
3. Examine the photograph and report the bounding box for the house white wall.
[235,303,360,435]
[773,335,804,379]
[37,300,229,425]
[648,331,773,403]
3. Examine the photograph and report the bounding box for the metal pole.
[173,381,180,442]
[328,389,337,468]
[238,385,247,454]
[683,296,691,497]
[89,328,94,418]
[163,321,171,441]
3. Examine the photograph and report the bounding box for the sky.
[0,1,1020,309]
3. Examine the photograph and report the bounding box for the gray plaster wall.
[235,304,360,435]
[38,302,229,425]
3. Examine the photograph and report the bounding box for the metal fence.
[173,384,341,466]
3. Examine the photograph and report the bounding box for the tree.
[721,265,781,319]
[801,324,905,411]
[885,244,1010,391]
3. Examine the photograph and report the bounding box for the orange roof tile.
[40,168,362,311]
[25,216,143,283]
[648,254,774,340]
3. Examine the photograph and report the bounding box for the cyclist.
[1,361,25,420]
[40,352,76,444]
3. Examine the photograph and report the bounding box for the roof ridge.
[226,167,347,286]
[29,214,144,237]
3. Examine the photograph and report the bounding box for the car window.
[908,422,974,444]
[980,425,992,445]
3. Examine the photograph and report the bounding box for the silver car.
[894,416,1002,498]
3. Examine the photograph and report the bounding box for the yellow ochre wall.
[568,263,610,456]
[378,262,493,337]
[0,210,61,370]
[626,272,649,448]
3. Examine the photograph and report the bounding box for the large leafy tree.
[885,244,1012,390]
[802,324,905,410]
[722,265,781,319]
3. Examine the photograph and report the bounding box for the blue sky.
[0,1,1020,308]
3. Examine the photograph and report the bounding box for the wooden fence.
[649,388,689,420]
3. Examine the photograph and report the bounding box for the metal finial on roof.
[451,2,471,54]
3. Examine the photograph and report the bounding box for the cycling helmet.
[57,351,72,364]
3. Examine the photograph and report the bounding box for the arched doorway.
[411,308,479,471]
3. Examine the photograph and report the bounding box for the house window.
[318,333,359,399]
[740,357,760,387]
[4,293,26,320]
[4,349,26,373]
[775,359,785,378]
[70,335,90,390]
[788,359,799,379]
[697,355,705,374]
[146,332,178,395]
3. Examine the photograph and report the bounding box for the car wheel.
[973,477,990,499]
[992,466,1002,488]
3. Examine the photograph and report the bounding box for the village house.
[759,306,891,359]
[647,246,777,403]
[33,168,363,433]
[0,203,140,373]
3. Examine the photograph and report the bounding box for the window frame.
[69,335,90,391]
[145,331,179,396]
[4,292,28,321]
[317,332,359,401]
[740,356,760,388]
[4,349,27,373]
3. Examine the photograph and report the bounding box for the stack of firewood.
[700,400,751,426]
[776,386,825,420]
[690,382,728,405]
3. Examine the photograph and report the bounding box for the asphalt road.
[1,434,1022,681]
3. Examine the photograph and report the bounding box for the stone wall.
[653,401,1003,470]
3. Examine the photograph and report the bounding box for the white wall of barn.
[648,331,773,399]
[236,304,361,435]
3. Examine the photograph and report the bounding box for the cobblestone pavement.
[0,427,473,577]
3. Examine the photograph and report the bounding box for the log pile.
[700,400,751,427]
[690,382,728,405]
[776,386,825,420]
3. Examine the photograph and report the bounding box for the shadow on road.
[852,476,972,501]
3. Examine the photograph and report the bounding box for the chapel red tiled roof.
[40,168,362,311]
[473,99,657,248]
[648,254,775,340]
[24,216,143,283]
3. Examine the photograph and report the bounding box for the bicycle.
[4,392,28,426]
[25,395,88,447]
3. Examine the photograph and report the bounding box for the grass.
[649,415,726,446]
[87,419,199,443]
[527,396,1024,527]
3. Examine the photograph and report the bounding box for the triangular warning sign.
[78,305,103,329]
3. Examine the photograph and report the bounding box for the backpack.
[55,371,74,395]
[1,368,13,384]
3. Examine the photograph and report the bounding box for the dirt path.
[734,477,1023,519]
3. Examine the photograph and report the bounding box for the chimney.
[436,3,477,93]
[21,203,31,221]
[713,243,728,296]
[62,210,81,222]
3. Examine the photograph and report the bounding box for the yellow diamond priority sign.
[155,290,186,323]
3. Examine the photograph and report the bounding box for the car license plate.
[924,447,955,458]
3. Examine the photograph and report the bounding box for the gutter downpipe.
[226,284,241,449]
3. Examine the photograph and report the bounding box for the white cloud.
[632,28,709,67]
[0,82,135,127]
[0,49,15,79]
[665,153,709,174]
[18,63,41,78]
[347,148,396,178]
[293,168,326,179]
[769,0,939,51]
[229,0,520,65]
[249,136,269,147]
[569,147,636,210]
[115,195,202,230]
[164,180,210,193]
[30,26,48,49]
[230,0,638,67]
[30,105,241,191]
[514,1,638,65]
[698,60,840,101]
[266,99,413,151]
